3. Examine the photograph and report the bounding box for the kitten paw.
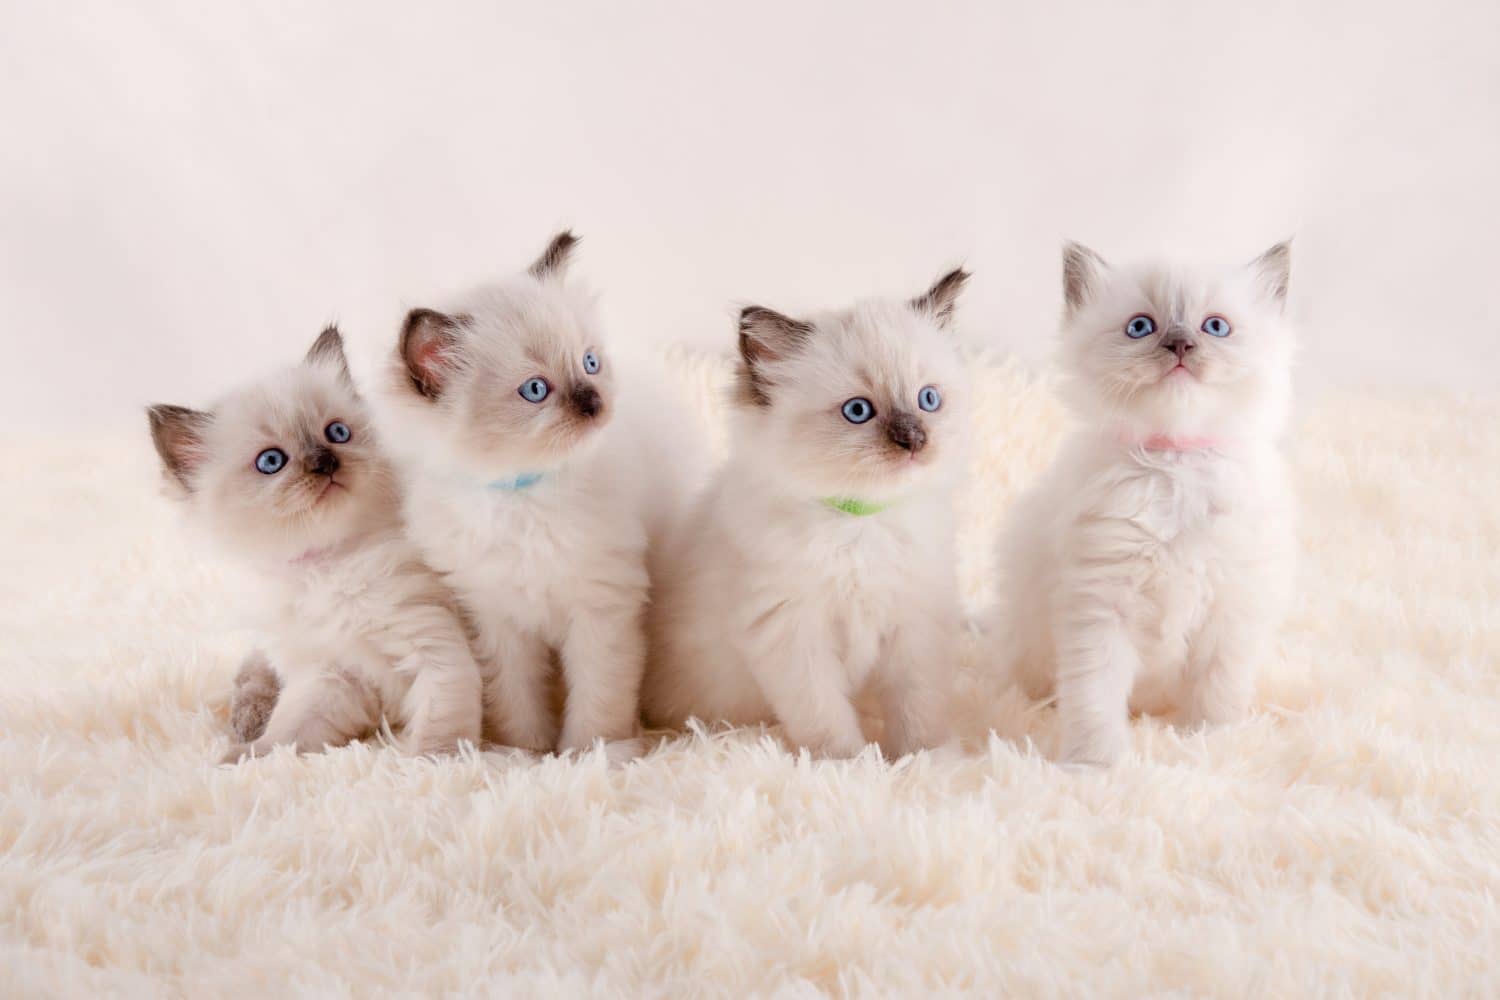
[229,652,281,743]
[557,736,646,766]
[218,741,264,765]
[1058,727,1128,768]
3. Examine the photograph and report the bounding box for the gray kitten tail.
[230,651,281,742]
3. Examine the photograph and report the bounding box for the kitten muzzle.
[885,411,927,454]
[1161,331,1195,362]
[306,448,340,477]
[570,383,604,419]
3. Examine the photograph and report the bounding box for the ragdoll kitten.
[377,232,698,756]
[991,241,1297,766]
[148,327,484,761]
[642,269,972,758]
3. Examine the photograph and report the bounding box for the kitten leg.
[556,601,646,752]
[400,634,485,757]
[1180,603,1261,730]
[229,650,281,743]
[750,622,866,758]
[878,619,957,758]
[480,623,557,752]
[1054,603,1139,767]
[222,666,379,762]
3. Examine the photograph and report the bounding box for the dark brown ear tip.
[402,308,436,330]
[146,403,191,427]
[738,305,770,327]
[309,324,344,351]
[529,231,582,278]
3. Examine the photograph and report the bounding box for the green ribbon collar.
[820,496,890,517]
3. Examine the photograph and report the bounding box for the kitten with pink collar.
[148,327,483,762]
[990,242,1297,766]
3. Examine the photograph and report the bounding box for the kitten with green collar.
[643,270,972,758]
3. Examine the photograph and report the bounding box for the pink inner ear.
[411,333,450,377]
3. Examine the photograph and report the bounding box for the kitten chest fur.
[1047,436,1291,711]
[405,472,649,644]
[249,531,463,726]
[646,468,958,728]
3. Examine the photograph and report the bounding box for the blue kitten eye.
[582,351,600,375]
[841,397,875,424]
[519,377,551,403]
[255,448,287,475]
[1201,315,1232,337]
[324,421,351,444]
[917,385,942,412]
[1125,314,1157,339]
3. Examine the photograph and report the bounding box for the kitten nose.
[307,448,340,477]
[886,411,927,454]
[570,384,603,419]
[1161,334,1195,361]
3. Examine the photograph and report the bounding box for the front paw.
[1058,720,1128,768]
[219,741,266,765]
[789,734,869,760]
[1178,692,1251,732]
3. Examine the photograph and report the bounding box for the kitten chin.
[375,231,705,758]
[643,268,971,759]
[990,241,1297,767]
[149,326,485,762]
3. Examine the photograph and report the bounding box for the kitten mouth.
[314,479,344,503]
[1165,363,1195,380]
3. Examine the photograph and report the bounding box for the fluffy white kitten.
[992,242,1297,766]
[643,270,972,758]
[148,328,484,761]
[377,232,698,756]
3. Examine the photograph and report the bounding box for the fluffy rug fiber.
[3,354,1498,996]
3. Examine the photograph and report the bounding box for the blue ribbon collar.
[487,472,544,492]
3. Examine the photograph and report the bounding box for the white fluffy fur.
[990,244,1297,765]
[148,332,482,760]
[375,235,702,756]
[5,353,1500,994]
[644,275,970,757]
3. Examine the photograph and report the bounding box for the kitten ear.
[146,404,212,492]
[1249,240,1291,306]
[399,308,465,400]
[736,306,814,407]
[528,230,580,280]
[1062,241,1108,314]
[305,324,354,388]
[910,267,970,329]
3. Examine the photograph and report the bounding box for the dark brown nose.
[307,448,340,477]
[1161,333,1196,361]
[886,411,927,454]
[571,383,603,419]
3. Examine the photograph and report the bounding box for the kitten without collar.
[148,327,484,761]
[376,232,702,757]
[990,242,1297,766]
[643,269,972,758]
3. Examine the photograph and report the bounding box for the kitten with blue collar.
[377,232,702,758]
[643,270,972,758]
[148,327,484,762]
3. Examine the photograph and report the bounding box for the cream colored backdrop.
[3,0,1496,429]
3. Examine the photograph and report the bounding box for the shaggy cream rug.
[3,354,1498,997]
